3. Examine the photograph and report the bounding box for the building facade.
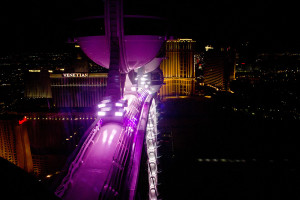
[0,114,95,178]
[50,73,107,108]
[160,39,195,78]
[0,119,33,173]
[24,70,52,98]
[159,38,196,99]
[203,50,236,91]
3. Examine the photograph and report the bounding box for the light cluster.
[197,158,291,163]
[24,116,97,121]
[97,99,128,118]
[139,74,151,89]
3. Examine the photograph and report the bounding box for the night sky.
[0,0,299,52]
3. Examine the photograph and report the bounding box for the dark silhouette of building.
[0,157,59,199]
[0,118,33,173]
[203,47,236,91]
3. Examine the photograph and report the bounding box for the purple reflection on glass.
[102,130,108,143]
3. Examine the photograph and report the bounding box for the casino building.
[50,73,107,108]
[159,38,196,99]
[24,50,109,108]
[0,119,33,173]
[160,38,195,78]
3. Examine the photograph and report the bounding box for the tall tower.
[203,49,236,91]
[160,38,195,78]
[159,38,196,99]
[0,119,33,173]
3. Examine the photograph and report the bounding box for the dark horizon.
[1,0,299,53]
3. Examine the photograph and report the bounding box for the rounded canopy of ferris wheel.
[73,15,166,72]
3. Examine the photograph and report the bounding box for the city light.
[28,70,41,72]
[205,45,214,51]
[18,117,27,125]
[197,158,251,163]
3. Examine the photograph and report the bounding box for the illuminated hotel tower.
[0,119,33,173]
[159,38,196,98]
[160,38,195,78]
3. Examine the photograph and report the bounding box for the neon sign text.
[63,73,88,78]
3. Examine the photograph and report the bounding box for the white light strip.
[115,111,123,117]
[146,99,159,200]
[98,103,106,108]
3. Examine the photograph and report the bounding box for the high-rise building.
[160,38,195,78]
[159,78,195,98]
[24,70,52,98]
[203,48,236,91]
[24,71,108,108]
[0,119,33,173]
[159,38,196,99]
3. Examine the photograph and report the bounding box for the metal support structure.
[146,99,159,200]
[104,0,124,100]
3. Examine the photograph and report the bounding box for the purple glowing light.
[102,99,111,103]
[98,111,106,116]
[101,107,111,112]
[115,111,123,117]
[102,130,108,143]
[115,102,123,107]
[58,123,123,199]
[98,103,106,108]
[108,129,117,145]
